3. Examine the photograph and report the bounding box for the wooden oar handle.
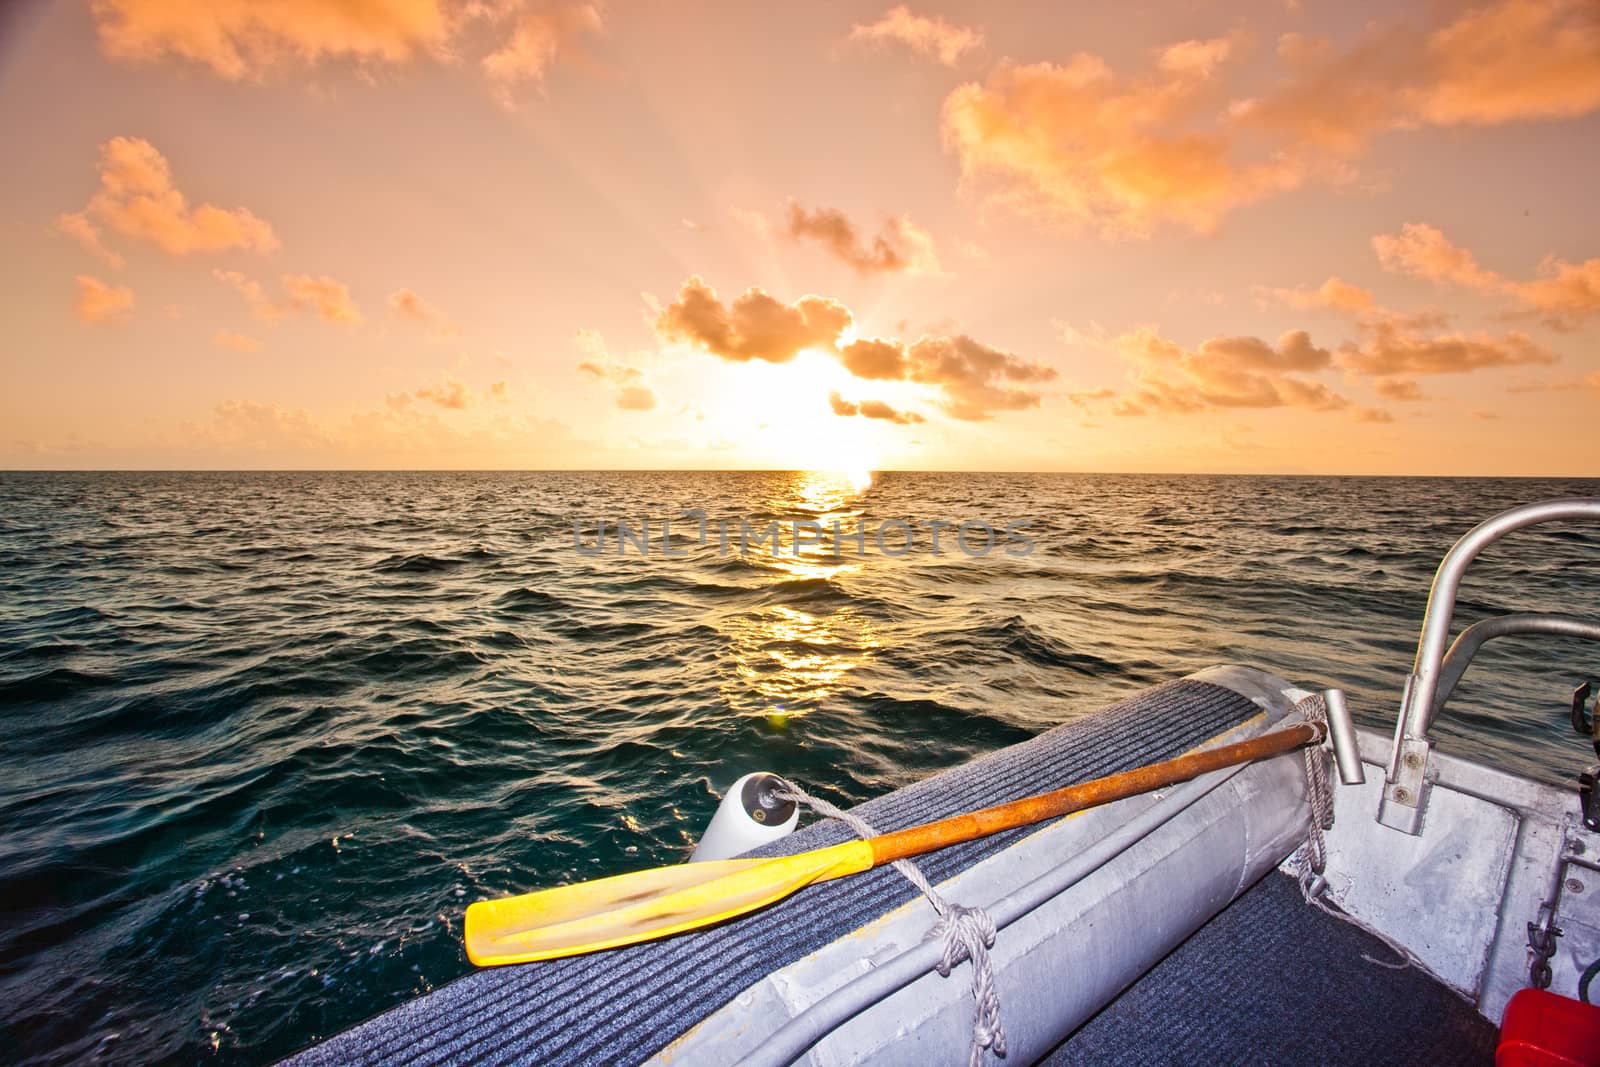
[869,721,1326,866]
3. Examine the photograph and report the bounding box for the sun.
[687,348,908,470]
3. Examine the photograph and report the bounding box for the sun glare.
[689,349,903,470]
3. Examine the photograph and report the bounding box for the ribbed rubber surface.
[1050,870,1498,1064]
[285,678,1264,1067]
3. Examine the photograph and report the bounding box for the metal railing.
[1379,499,1600,835]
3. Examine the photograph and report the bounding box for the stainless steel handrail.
[1379,498,1600,834]
[1432,613,1600,727]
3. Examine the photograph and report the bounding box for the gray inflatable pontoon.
[288,499,1600,1065]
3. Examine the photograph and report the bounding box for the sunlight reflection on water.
[720,470,880,725]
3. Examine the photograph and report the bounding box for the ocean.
[1,471,1596,1064]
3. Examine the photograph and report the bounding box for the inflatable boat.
[287,499,1600,1065]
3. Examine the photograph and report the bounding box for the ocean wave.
[0,469,1595,1066]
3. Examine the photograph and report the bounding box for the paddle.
[464,720,1326,967]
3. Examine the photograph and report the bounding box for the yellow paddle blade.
[464,839,875,966]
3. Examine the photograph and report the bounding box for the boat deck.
[1049,870,1499,1064]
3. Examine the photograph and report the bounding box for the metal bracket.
[1377,735,1433,834]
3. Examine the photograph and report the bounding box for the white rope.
[1291,693,1417,972]
[772,781,1006,1067]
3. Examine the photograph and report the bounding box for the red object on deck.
[1499,989,1600,1066]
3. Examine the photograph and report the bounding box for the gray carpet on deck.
[285,677,1264,1067]
[1050,870,1499,1065]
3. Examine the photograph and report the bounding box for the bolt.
[1568,879,1585,893]
[1394,787,1412,803]
[1402,753,1422,770]
[1572,840,1588,856]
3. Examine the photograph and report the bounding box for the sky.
[1,0,1597,475]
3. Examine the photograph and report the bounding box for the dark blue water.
[1,471,1597,1065]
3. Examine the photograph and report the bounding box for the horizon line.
[2,468,1598,480]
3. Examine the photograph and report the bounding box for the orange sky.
[2,0,1597,474]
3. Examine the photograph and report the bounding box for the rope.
[1290,693,1417,973]
[771,781,1006,1067]
[1297,693,1334,876]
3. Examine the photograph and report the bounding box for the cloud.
[213,329,263,352]
[416,374,475,409]
[1236,0,1600,153]
[1374,221,1600,330]
[64,137,277,259]
[282,274,362,325]
[575,328,657,411]
[943,3,1599,238]
[489,380,509,401]
[387,287,456,335]
[1110,326,1348,415]
[838,338,908,380]
[1374,377,1424,401]
[482,3,604,107]
[1337,321,1557,376]
[836,332,1058,419]
[215,272,360,325]
[90,0,454,80]
[941,38,1299,237]
[828,391,925,424]
[74,275,134,325]
[214,269,285,322]
[896,335,1056,420]
[660,276,1055,420]
[1067,387,1116,409]
[784,202,942,275]
[56,211,124,269]
[848,5,983,67]
[615,385,658,411]
[655,275,853,363]
[1373,222,1501,289]
[1260,276,1376,314]
[1158,36,1239,79]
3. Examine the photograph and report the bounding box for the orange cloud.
[65,137,277,258]
[838,338,908,380]
[90,0,454,80]
[388,287,456,335]
[282,274,362,325]
[895,335,1055,420]
[56,211,124,269]
[1337,322,1556,377]
[74,275,134,325]
[1373,223,1501,289]
[1111,326,1348,415]
[575,328,657,411]
[660,276,1055,420]
[655,276,853,363]
[215,270,362,326]
[213,329,263,352]
[482,3,604,107]
[848,5,983,67]
[214,269,286,322]
[828,391,925,424]
[784,202,940,275]
[1374,222,1600,331]
[416,374,474,409]
[941,39,1299,237]
[1374,377,1425,402]
[1260,276,1376,314]
[615,385,658,411]
[1237,0,1600,153]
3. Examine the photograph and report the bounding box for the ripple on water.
[0,470,1595,1066]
